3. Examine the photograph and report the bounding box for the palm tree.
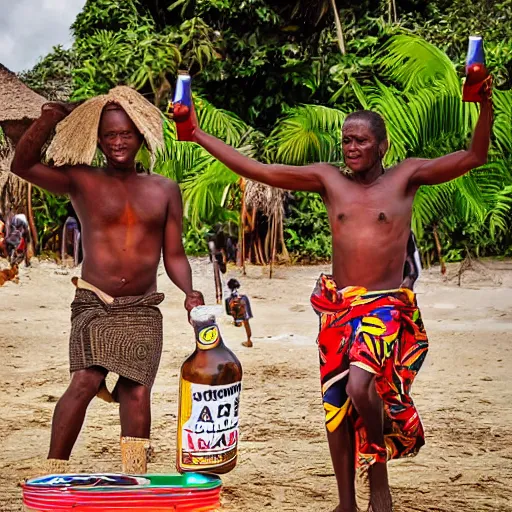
[153,34,511,264]
[267,35,512,257]
[152,99,290,269]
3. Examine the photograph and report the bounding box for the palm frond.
[486,185,512,239]
[412,183,453,238]
[472,160,512,239]
[378,34,460,95]
[266,104,346,165]
[492,89,512,155]
[413,160,512,242]
[353,79,478,165]
[181,158,239,228]
[195,95,251,147]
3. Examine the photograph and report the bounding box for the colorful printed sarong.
[310,274,429,467]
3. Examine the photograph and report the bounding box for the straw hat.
[47,86,165,169]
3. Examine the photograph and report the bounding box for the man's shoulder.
[393,158,429,171]
[311,162,342,173]
[310,163,347,184]
[143,172,178,189]
[384,159,429,181]
[67,164,101,176]
[141,173,181,199]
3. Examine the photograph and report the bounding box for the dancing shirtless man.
[175,85,492,511]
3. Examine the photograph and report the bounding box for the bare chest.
[73,176,168,229]
[326,175,414,233]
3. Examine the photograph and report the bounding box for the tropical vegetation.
[13,0,512,265]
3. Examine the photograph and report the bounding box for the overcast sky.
[0,0,86,73]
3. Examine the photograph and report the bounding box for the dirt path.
[1,258,511,511]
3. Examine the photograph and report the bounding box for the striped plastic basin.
[22,473,222,511]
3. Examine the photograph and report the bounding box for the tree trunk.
[239,178,247,275]
[388,0,398,23]
[433,224,446,275]
[278,214,290,262]
[27,183,38,252]
[329,0,346,54]
[269,214,279,279]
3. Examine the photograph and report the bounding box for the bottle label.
[178,379,241,470]
[196,325,220,350]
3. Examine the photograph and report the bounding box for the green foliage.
[402,0,512,88]
[182,221,211,255]
[72,26,181,100]
[19,46,77,101]
[266,105,346,165]
[20,0,512,263]
[31,188,70,247]
[284,192,332,262]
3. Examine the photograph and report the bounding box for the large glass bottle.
[177,307,243,474]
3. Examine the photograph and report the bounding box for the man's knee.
[346,366,374,405]
[68,368,106,401]
[118,379,150,404]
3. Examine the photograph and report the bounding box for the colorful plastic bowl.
[22,472,222,511]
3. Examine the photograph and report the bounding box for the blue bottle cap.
[173,74,192,107]
[466,36,485,66]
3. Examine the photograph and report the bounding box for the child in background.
[225,278,254,348]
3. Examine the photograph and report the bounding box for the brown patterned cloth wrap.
[69,281,165,391]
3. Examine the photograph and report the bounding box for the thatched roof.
[245,180,285,218]
[0,63,46,123]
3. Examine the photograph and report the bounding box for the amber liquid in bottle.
[177,307,243,474]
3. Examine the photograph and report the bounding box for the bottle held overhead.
[169,71,198,141]
[463,36,489,102]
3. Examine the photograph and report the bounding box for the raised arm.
[162,180,204,313]
[408,94,493,187]
[193,128,335,193]
[11,103,73,195]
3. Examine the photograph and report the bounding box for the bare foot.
[241,340,253,348]
[368,463,393,512]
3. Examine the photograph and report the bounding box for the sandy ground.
[1,257,512,512]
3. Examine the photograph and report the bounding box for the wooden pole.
[213,260,223,304]
[433,224,446,275]
[269,216,274,279]
[239,178,247,275]
[26,183,38,254]
[269,212,278,279]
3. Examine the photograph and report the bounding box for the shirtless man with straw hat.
[11,87,204,475]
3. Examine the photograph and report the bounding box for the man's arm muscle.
[11,105,72,195]
[194,129,337,193]
[408,97,493,187]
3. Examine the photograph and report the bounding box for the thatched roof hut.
[0,63,46,251]
[0,63,46,124]
[241,180,289,277]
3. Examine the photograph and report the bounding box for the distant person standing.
[225,278,254,348]
[61,216,81,267]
